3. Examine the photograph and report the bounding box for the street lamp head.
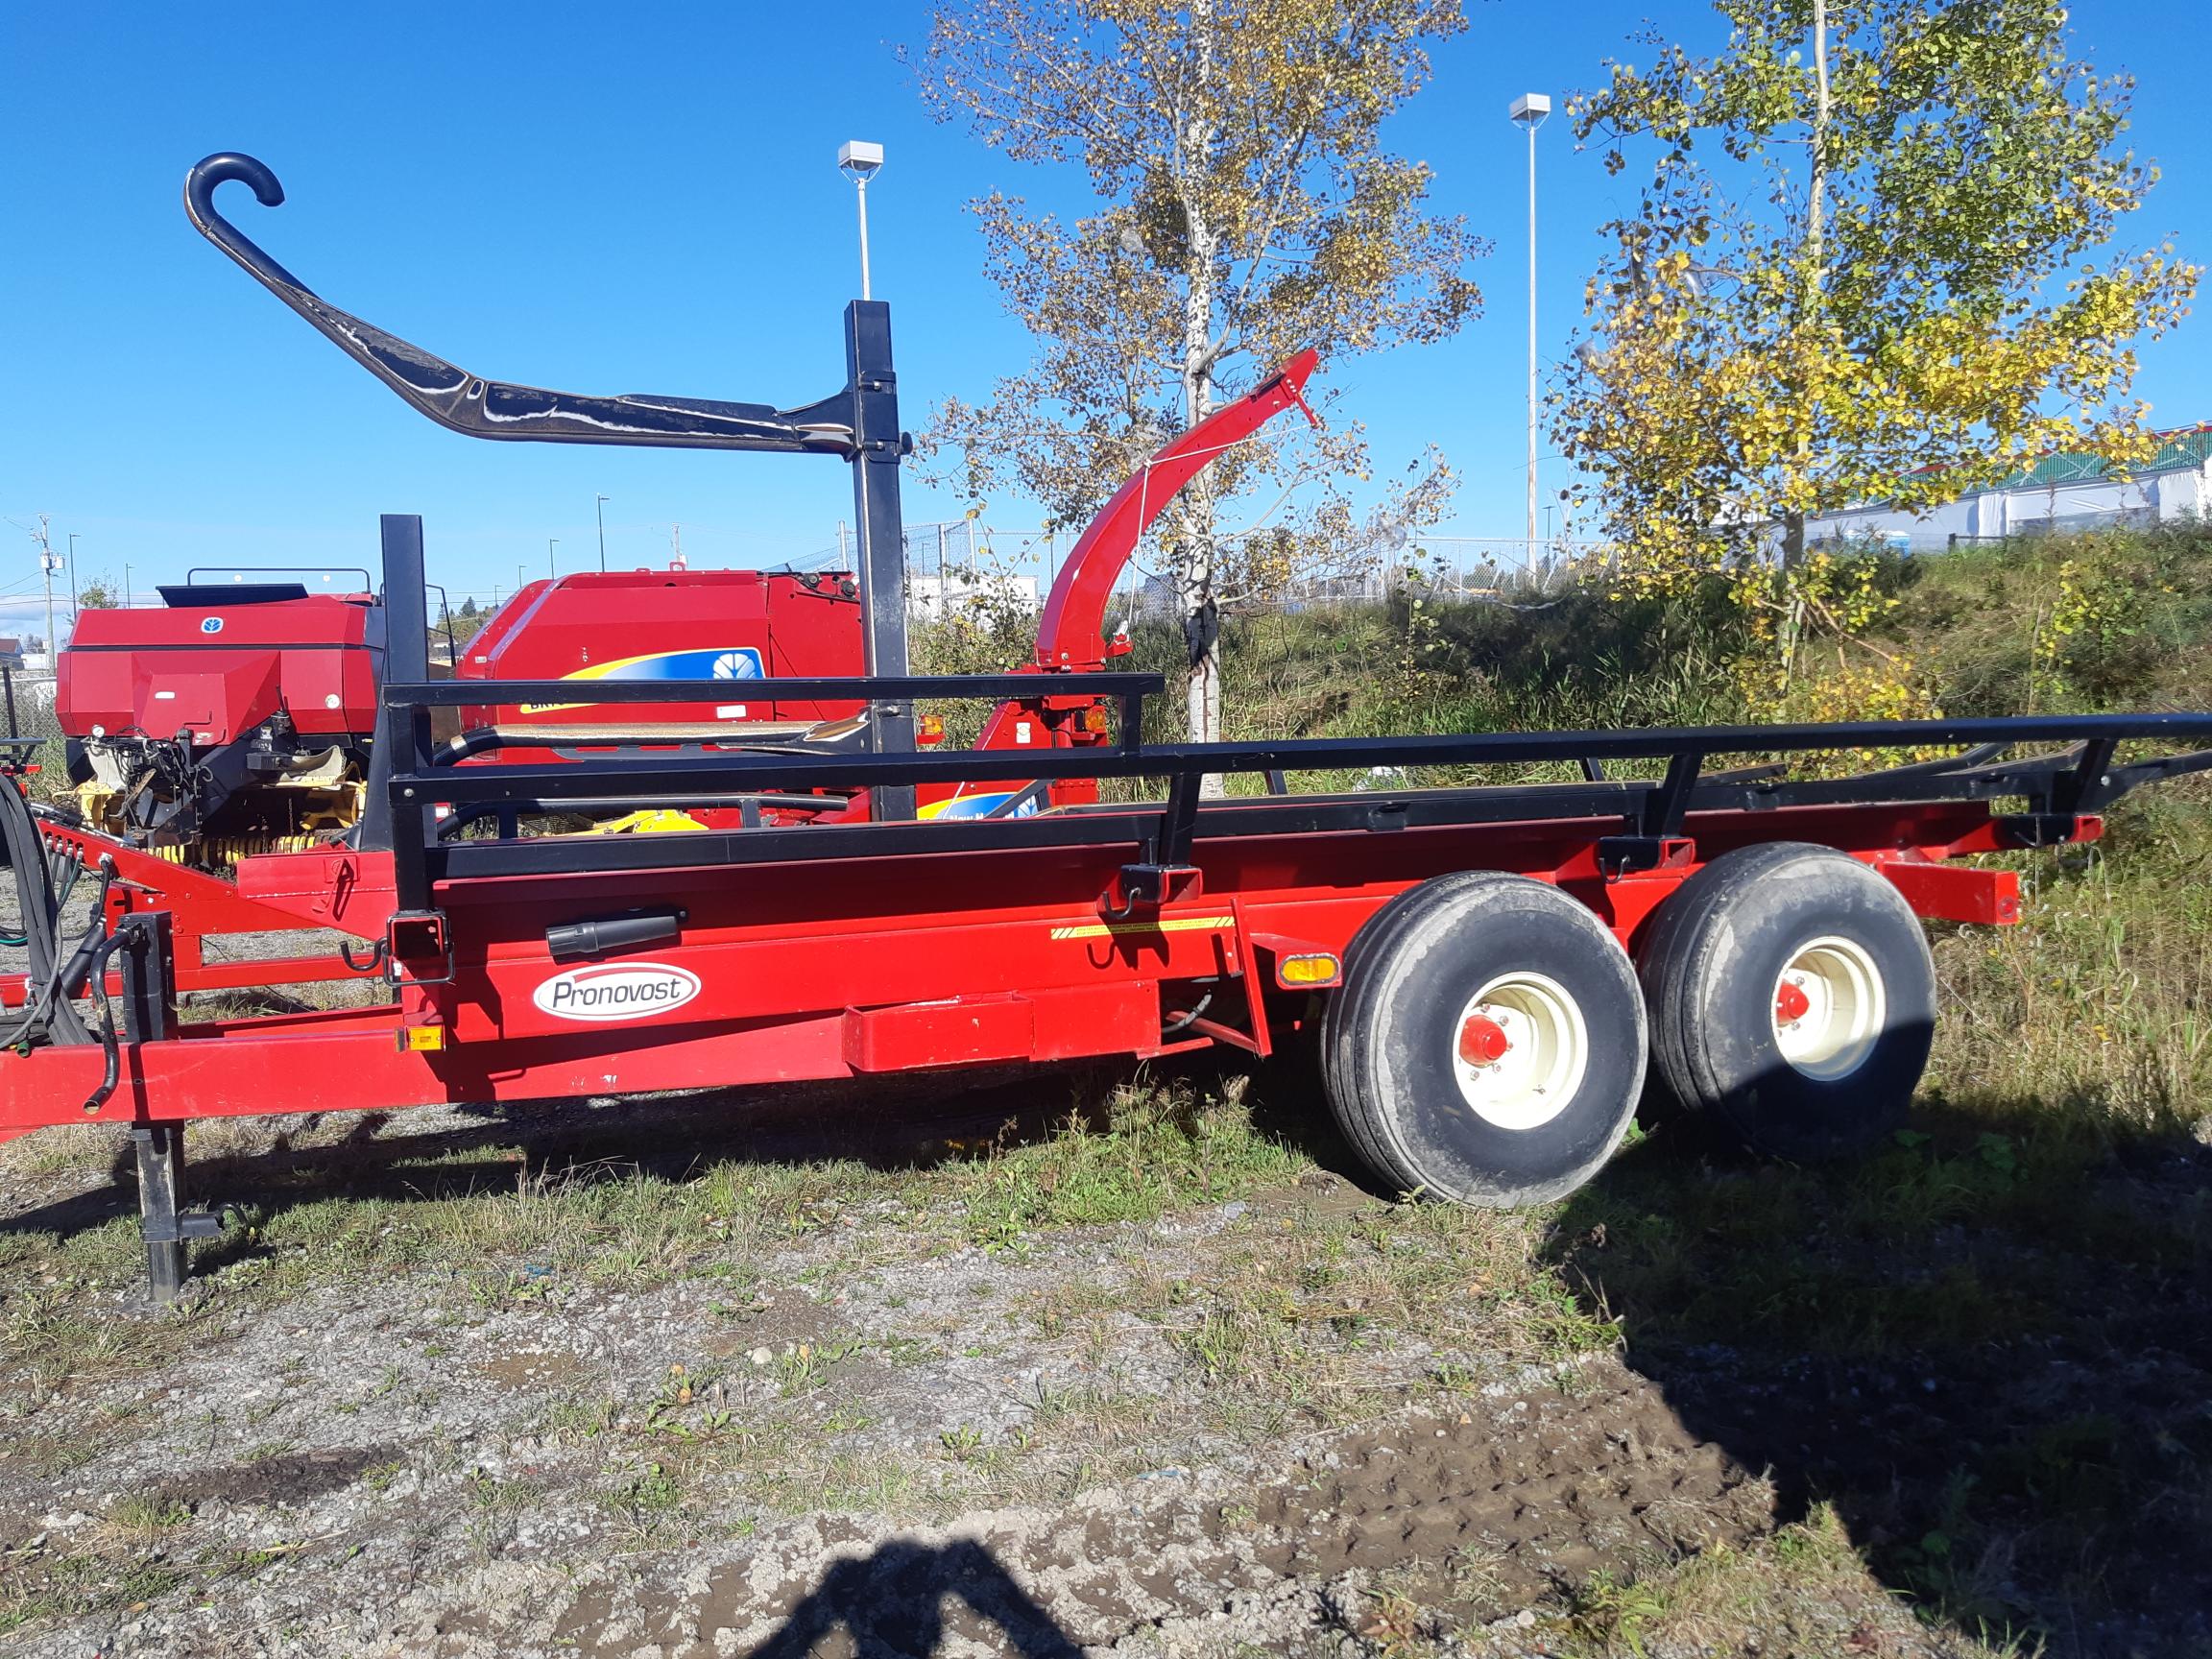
[837,140,884,183]
[1509,92,1551,129]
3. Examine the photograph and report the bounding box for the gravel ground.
[0,1085,1987,1659]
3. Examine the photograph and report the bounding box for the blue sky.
[4,1,2205,636]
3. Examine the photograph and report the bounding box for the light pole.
[837,140,884,300]
[1509,93,1551,565]
[548,538,559,580]
[594,494,609,572]
[31,515,59,661]
[66,534,80,624]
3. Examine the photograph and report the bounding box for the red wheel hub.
[1774,980,1812,1024]
[1458,1014,1511,1066]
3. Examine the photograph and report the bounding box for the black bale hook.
[180,151,857,456]
[185,154,316,297]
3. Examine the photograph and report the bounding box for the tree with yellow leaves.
[908,0,1483,748]
[1554,0,2198,713]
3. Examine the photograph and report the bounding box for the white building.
[1806,423,2211,551]
[908,569,1040,622]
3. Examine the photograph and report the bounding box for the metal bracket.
[1597,835,1696,878]
[1997,814,2082,849]
[385,910,454,986]
[2051,736,2118,817]
[1599,751,1704,876]
[1999,739,2120,848]
[141,1209,225,1245]
[116,911,177,1046]
[1106,771,1205,916]
[1104,863,1204,920]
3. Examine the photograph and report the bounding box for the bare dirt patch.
[156,1444,401,1510]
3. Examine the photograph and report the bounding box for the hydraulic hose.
[0,779,98,1048]
[78,926,135,1117]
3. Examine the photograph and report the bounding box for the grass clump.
[960,1076,1304,1247]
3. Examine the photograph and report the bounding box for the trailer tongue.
[4,155,2210,1306]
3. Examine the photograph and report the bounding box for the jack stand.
[114,911,217,1303]
[132,1123,220,1304]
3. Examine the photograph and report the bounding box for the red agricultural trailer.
[5,155,2211,1305]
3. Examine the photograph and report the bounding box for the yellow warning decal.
[1049,915,1235,941]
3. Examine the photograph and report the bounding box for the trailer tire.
[1638,842,1935,1161]
[1323,874,1647,1207]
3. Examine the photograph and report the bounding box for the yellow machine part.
[77,775,367,867]
[595,807,712,835]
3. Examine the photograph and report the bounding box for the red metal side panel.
[57,596,379,743]
[454,569,867,737]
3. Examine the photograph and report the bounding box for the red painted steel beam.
[0,794,2093,1138]
[1874,856,2022,926]
[1031,351,1319,671]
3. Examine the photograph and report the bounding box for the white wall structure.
[1804,424,2211,551]
[908,569,1041,622]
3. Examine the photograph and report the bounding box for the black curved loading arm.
[182,155,856,456]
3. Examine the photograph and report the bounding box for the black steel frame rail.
[375,674,2212,908]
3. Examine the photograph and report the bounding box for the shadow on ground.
[0,1048,1358,1257]
[749,1539,1083,1659]
[1546,1091,2212,1658]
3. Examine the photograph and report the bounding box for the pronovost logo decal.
[533,961,702,1023]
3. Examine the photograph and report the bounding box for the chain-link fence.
[1,667,67,805]
[897,522,1614,620]
[2,670,60,745]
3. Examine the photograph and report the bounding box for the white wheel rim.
[1770,935,1886,1081]
[1450,972,1590,1131]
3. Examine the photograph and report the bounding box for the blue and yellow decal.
[918,787,1046,821]
[521,647,764,712]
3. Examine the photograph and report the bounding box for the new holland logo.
[533,962,702,1023]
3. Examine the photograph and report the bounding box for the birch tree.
[1555,0,2197,690]
[909,0,1483,748]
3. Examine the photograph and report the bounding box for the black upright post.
[844,301,916,822]
[115,910,208,1304]
[357,515,433,855]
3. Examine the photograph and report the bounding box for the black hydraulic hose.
[47,863,113,1048]
[1162,991,1214,1037]
[0,778,89,1044]
[78,926,135,1118]
[0,864,96,1052]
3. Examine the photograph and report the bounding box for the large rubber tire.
[1638,842,1936,1161]
[1322,873,1648,1206]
